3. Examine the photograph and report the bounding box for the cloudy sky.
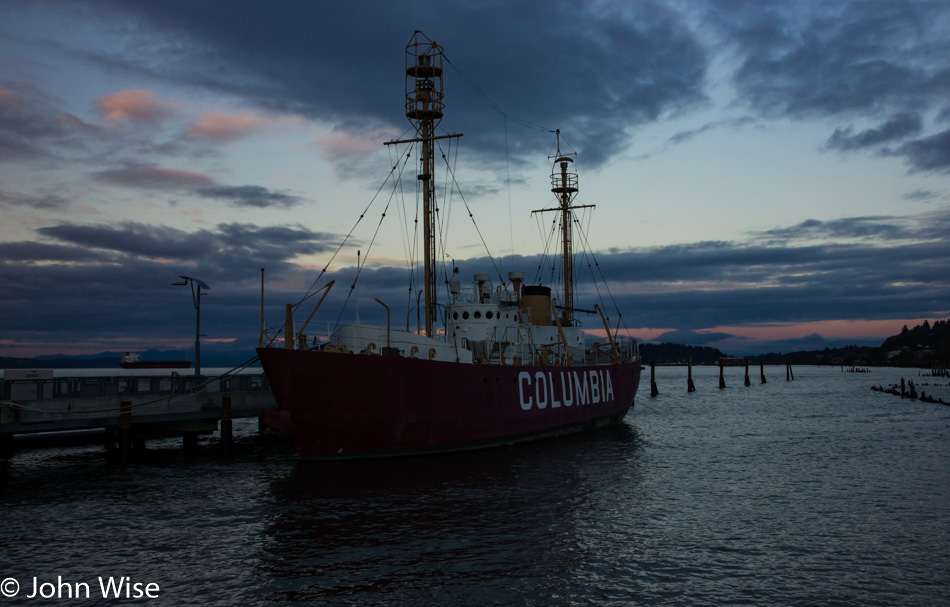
[1,0,949,358]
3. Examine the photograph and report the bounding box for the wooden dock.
[0,370,277,459]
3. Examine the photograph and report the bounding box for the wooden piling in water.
[221,396,233,453]
[744,359,751,386]
[719,359,726,389]
[760,359,767,384]
[0,411,10,460]
[183,432,198,452]
[786,360,794,381]
[119,400,132,462]
[650,358,659,397]
[0,433,12,461]
[687,357,696,392]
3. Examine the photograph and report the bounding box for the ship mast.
[385,31,461,338]
[534,130,594,326]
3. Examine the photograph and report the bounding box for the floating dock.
[0,370,276,459]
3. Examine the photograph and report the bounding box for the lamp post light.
[172,276,210,376]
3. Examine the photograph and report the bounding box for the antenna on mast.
[532,130,594,326]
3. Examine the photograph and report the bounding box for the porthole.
[486,311,493,319]
[463,311,469,319]
[474,311,482,319]
[453,312,459,320]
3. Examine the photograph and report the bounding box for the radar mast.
[385,31,462,338]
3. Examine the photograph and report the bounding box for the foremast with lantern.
[255,31,641,459]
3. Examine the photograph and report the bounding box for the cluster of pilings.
[872,378,950,406]
[109,396,243,462]
[649,358,794,396]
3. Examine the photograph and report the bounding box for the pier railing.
[1,373,269,402]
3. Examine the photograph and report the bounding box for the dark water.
[1,366,948,606]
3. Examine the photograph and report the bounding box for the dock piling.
[0,433,12,462]
[760,359,767,384]
[744,359,750,387]
[221,396,233,453]
[119,400,132,462]
[719,359,726,389]
[133,437,147,455]
[183,432,198,452]
[650,358,659,397]
[786,360,794,381]
[687,357,696,392]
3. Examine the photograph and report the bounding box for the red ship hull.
[257,347,641,459]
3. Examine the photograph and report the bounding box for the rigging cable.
[442,54,551,133]
[505,116,514,273]
[436,138,506,286]
[572,212,630,335]
[533,213,559,285]
[296,148,412,308]
[390,141,420,316]
[332,150,414,331]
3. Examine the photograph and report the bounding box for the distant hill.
[1,348,260,370]
[0,356,120,369]
[753,319,950,367]
[4,321,948,371]
[756,345,876,366]
[638,343,729,365]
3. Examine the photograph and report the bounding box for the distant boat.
[119,352,192,369]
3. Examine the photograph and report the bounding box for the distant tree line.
[878,319,950,367]
[758,319,950,367]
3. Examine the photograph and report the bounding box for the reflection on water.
[259,425,643,605]
[1,367,949,605]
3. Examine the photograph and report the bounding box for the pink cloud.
[185,111,274,141]
[0,87,24,107]
[94,89,175,124]
[706,319,921,342]
[314,128,394,160]
[95,164,215,189]
[75,203,100,215]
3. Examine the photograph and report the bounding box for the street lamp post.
[172,276,210,376]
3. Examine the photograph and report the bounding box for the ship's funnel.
[520,285,552,326]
